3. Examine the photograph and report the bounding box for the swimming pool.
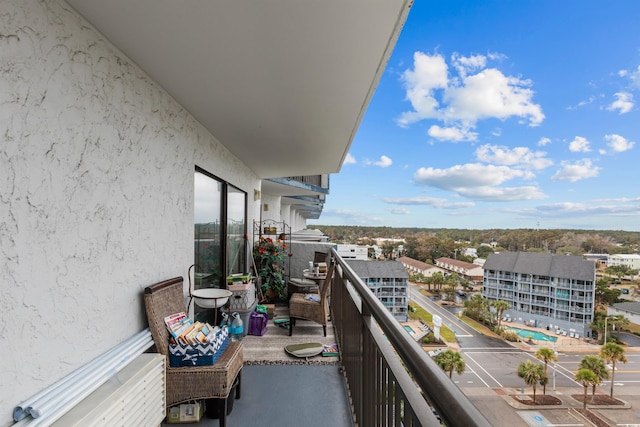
[508,327,557,342]
[403,325,416,335]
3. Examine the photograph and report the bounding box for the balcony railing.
[330,250,491,427]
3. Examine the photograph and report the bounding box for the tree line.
[314,225,640,263]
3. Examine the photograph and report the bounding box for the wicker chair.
[144,277,242,426]
[289,259,335,336]
[287,251,329,297]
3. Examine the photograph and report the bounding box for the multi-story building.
[334,244,369,260]
[398,256,447,277]
[483,252,596,336]
[347,260,409,322]
[435,257,484,285]
[608,254,640,271]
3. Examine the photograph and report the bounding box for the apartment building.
[347,260,409,322]
[398,256,447,277]
[435,257,484,285]
[608,254,640,270]
[483,252,596,336]
[334,244,369,260]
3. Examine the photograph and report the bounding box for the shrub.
[500,330,521,342]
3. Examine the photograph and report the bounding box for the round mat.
[284,342,324,358]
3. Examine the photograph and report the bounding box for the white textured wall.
[0,0,260,423]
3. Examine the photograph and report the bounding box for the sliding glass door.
[194,168,247,290]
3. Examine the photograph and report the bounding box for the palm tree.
[578,355,609,399]
[575,369,599,409]
[434,350,466,379]
[492,300,510,329]
[517,360,545,403]
[535,347,558,395]
[600,342,628,398]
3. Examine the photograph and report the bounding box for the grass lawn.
[408,301,456,342]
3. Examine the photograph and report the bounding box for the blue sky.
[310,1,640,231]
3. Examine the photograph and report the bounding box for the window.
[194,168,247,291]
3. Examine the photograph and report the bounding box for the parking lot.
[455,349,640,389]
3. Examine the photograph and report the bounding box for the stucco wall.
[0,1,260,422]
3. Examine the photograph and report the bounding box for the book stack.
[322,343,339,357]
[164,312,221,345]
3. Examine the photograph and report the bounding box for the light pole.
[552,345,558,391]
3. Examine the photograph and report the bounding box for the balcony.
[182,249,490,426]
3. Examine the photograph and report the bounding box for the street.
[409,286,640,390]
[409,285,640,426]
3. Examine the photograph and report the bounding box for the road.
[409,285,640,390]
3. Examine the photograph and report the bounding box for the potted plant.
[253,236,288,301]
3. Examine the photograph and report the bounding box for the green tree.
[600,342,628,398]
[430,271,446,292]
[594,279,621,308]
[535,347,558,395]
[575,368,599,409]
[578,355,609,399]
[517,361,545,403]
[434,350,466,379]
[463,294,491,324]
[476,245,494,259]
[492,300,510,329]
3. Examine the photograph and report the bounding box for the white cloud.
[475,144,553,170]
[451,53,487,78]
[414,163,526,189]
[364,155,393,168]
[551,159,600,182]
[621,65,640,89]
[396,51,544,140]
[382,196,474,209]
[413,163,546,201]
[374,155,392,168]
[385,207,411,215]
[606,92,634,114]
[322,209,385,225]
[456,185,546,201]
[605,133,635,153]
[444,68,545,126]
[538,137,551,146]
[344,153,356,165]
[428,125,477,142]
[515,200,640,219]
[396,52,448,127]
[568,136,591,153]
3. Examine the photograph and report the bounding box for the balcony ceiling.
[66,0,412,179]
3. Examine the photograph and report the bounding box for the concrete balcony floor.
[186,364,353,427]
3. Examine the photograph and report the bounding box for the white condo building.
[608,254,640,270]
[483,252,596,336]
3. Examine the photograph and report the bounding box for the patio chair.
[289,259,335,336]
[144,277,242,426]
[287,251,329,297]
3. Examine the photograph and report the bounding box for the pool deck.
[501,320,640,354]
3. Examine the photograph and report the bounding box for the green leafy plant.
[253,237,288,300]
